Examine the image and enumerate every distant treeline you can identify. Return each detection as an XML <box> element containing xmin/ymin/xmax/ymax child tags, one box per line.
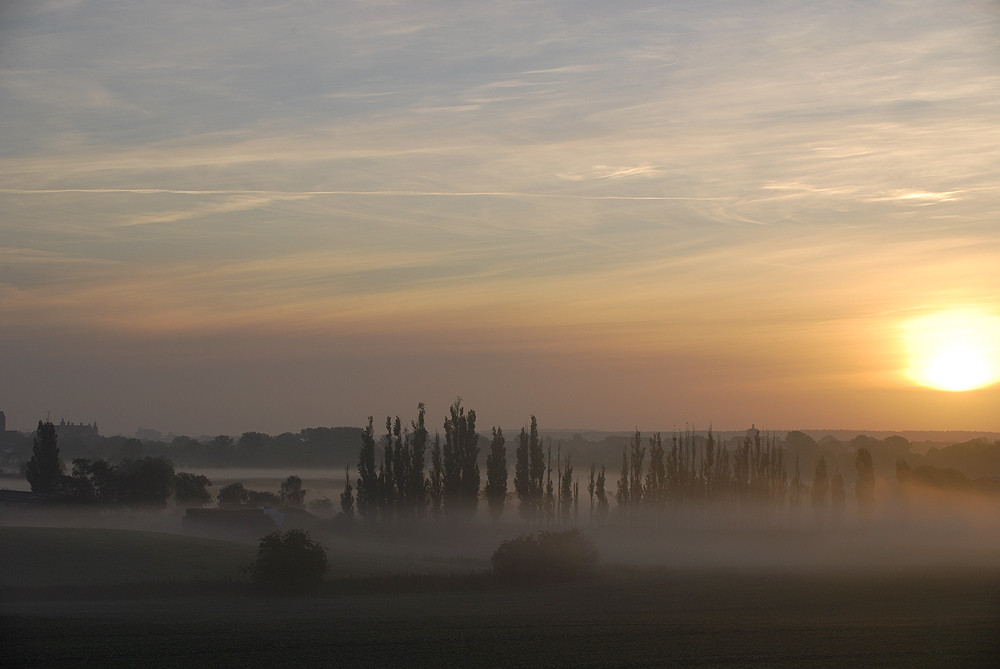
<box><xmin>1</xmin><ymin>426</ymin><xmax>363</xmax><ymax>470</ymax></box>
<box><xmin>13</xmin><ymin>406</ymin><xmax>1000</xmax><ymax>522</ymax></box>
<box><xmin>7</xmin><ymin>406</ymin><xmax>1000</xmax><ymax>517</ymax></box>
<box><xmin>3</xmin><ymin>421</ymin><xmax>998</xmax><ymax>483</ymax></box>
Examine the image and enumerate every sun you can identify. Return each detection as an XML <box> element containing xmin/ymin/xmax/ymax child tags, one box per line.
<box><xmin>903</xmin><ymin>310</ymin><xmax>1000</xmax><ymax>391</ymax></box>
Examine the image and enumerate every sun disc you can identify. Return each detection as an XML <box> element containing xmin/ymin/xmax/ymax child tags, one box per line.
<box><xmin>903</xmin><ymin>310</ymin><xmax>1000</xmax><ymax>391</ymax></box>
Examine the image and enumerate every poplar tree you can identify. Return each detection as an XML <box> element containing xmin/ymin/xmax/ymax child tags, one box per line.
<box><xmin>514</xmin><ymin>425</ymin><xmax>532</xmax><ymax>519</ymax></box>
<box><xmin>701</xmin><ymin>429</ymin><xmax>717</xmax><ymax>502</ymax></box>
<box><xmin>340</xmin><ymin>465</ymin><xmax>354</xmax><ymax>517</ymax></box>
<box><xmin>442</xmin><ymin>399</ymin><xmax>480</xmax><ymax>517</ymax></box>
<box><xmin>356</xmin><ymin>417</ymin><xmax>378</xmax><ymax>521</ymax></box>
<box><xmin>615</xmin><ymin>445</ymin><xmax>629</xmax><ymax>517</ymax></box>
<box><xmin>559</xmin><ymin>453</ymin><xmax>573</xmax><ymax>525</ymax></box>
<box><xmin>514</xmin><ymin>415</ymin><xmax>547</xmax><ymax>521</ymax></box>
<box><xmin>628</xmin><ymin>430</ymin><xmax>645</xmax><ymax>508</ymax></box>
<box><xmin>26</xmin><ymin>421</ymin><xmax>63</xmax><ymax>494</ymax></box>
<box><xmin>485</xmin><ymin>426</ymin><xmax>507</xmax><ymax>521</ymax></box>
<box><xmin>644</xmin><ymin>432</ymin><xmax>665</xmax><ymax>510</ymax></box>
<box><xmin>407</xmin><ymin>403</ymin><xmax>429</xmax><ymax>518</ymax></box>
<box><xmin>528</xmin><ymin>416</ymin><xmax>545</xmax><ymax>509</ymax></box>
<box><xmin>429</xmin><ymin>432</ymin><xmax>443</xmax><ymax>519</ymax></box>
<box><xmin>595</xmin><ymin>466</ymin><xmax>609</xmax><ymax>522</ymax></box>
<box><xmin>380</xmin><ymin>416</ymin><xmax>402</xmax><ymax>519</ymax></box>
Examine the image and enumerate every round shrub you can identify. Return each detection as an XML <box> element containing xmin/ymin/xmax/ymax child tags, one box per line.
<box><xmin>491</xmin><ymin>528</ymin><xmax>599</xmax><ymax>584</ymax></box>
<box><xmin>249</xmin><ymin>529</ymin><xmax>329</xmax><ymax>592</ymax></box>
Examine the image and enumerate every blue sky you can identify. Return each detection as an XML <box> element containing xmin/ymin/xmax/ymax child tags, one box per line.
<box><xmin>1</xmin><ymin>1</ymin><xmax>999</xmax><ymax>436</ymax></box>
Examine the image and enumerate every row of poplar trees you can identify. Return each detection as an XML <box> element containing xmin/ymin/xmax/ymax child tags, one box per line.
<box><xmin>352</xmin><ymin>400</ymin><xmax>481</xmax><ymax>522</ymax></box>
<box><xmin>344</xmin><ymin>402</ymin><xmax>876</xmax><ymax>524</ymax></box>
<box><xmin>612</xmin><ymin>429</ymin><xmax>876</xmax><ymax>523</ymax></box>
<box><xmin>346</xmin><ymin>402</ymin><xmax>605</xmax><ymax>523</ymax></box>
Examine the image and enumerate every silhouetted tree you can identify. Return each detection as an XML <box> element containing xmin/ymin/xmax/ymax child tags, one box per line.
<box><xmin>174</xmin><ymin>472</ymin><xmax>212</xmax><ymax>506</ymax></box>
<box><xmin>429</xmin><ymin>432</ymin><xmax>443</xmax><ymax>519</ymax></box>
<box><xmin>248</xmin><ymin>529</ymin><xmax>328</xmax><ymax>593</ymax></box>
<box><xmin>701</xmin><ymin>429</ymin><xmax>717</xmax><ymax>501</ymax></box>
<box><xmin>485</xmin><ymin>426</ymin><xmax>507</xmax><ymax>521</ymax></box>
<box><xmin>514</xmin><ymin>415</ymin><xmax>546</xmax><ymax>521</ymax></box>
<box><xmin>217</xmin><ymin>481</ymin><xmax>248</xmax><ymax>507</ymax></box>
<box><xmin>442</xmin><ymin>399</ymin><xmax>480</xmax><ymax>517</ymax></box>
<box><xmin>644</xmin><ymin>432</ymin><xmax>665</xmax><ymax>511</ymax></box>
<box><xmin>544</xmin><ymin>442</ymin><xmax>555</xmax><ymax>522</ymax></box>
<box><xmin>514</xmin><ymin>424</ymin><xmax>532</xmax><ymax>520</ymax></box>
<box><xmin>116</xmin><ymin>457</ymin><xmax>175</xmax><ymax>507</ymax></box>
<box><xmin>615</xmin><ymin>446</ymin><xmax>629</xmax><ymax>516</ymax></box>
<box><xmin>340</xmin><ymin>465</ymin><xmax>354</xmax><ymax>517</ymax></box>
<box><xmin>379</xmin><ymin>416</ymin><xmax>401</xmax><ymax>519</ymax></box>
<box><xmin>67</xmin><ymin>457</ymin><xmax>116</xmax><ymax>502</ymax></box>
<box><xmin>61</xmin><ymin>456</ymin><xmax>173</xmax><ymax>506</ymax></box>
<box><xmin>528</xmin><ymin>416</ymin><xmax>545</xmax><ymax>512</ymax></box>
<box><xmin>628</xmin><ymin>430</ymin><xmax>645</xmax><ymax>508</ymax></box>
<box><xmin>356</xmin><ymin>417</ymin><xmax>378</xmax><ymax>521</ymax></box>
<box><xmin>26</xmin><ymin>421</ymin><xmax>63</xmax><ymax>494</ymax></box>
<box><xmin>407</xmin><ymin>403</ymin><xmax>429</xmax><ymax>518</ymax></box>
<box><xmin>237</xmin><ymin>431</ymin><xmax>271</xmax><ymax>466</ymax></box>
<box><xmin>245</xmin><ymin>489</ymin><xmax>281</xmax><ymax>507</ymax></box>
<box><xmin>595</xmin><ymin>466</ymin><xmax>609</xmax><ymax>522</ymax></box>
<box><xmin>280</xmin><ymin>475</ymin><xmax>306</xmax><ymax>508</ymax></box>
<box><xmin>559</xmin><ymin>453</ymin><xmax>573</xmax><ymax>525</ymax></box>
<box><xmin>390</xmin><ymin>416</ymin><xmax>409</xmax><ymax>513</ymax></box>
<box><xmin>208</xmin><ymin>435</ymin><xmax>236</xmax><ymax>466</ymax></box>
<box><xmin>491</xmin><ymin>529</ymin><xmax>599</xmax><ymax>584</ymax></box>
<box><xmin>118</xmin><ymin>438</ymin><xmax>144</xmax><ymax>461</ymax></box>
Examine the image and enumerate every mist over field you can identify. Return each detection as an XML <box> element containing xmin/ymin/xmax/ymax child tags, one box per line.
<box><xmin>5</xmin><ymin>421</ymin><xmax>1000</xmax><ymax>667</ymax></box>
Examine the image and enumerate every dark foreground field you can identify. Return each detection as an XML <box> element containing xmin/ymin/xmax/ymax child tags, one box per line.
<box><xmin>5</xmin><ymin>566</ymin><xmax>1000</xmax><ymax>667</ymax></box>
<box><xmin>3</xmin><ymin>524</ymin><xmax>1000</xmax><ymax>667</ymax></box>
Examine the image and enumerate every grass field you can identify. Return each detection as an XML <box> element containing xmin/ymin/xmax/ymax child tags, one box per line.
<box><xmin>3</xmin><ymin>525</ymin><xmax>1000</xmax><ymax>667</ymax></box>
<box><xmin>0</xmin><ymin>526</ymin><xmax>256</xmax><ymax>588</ymax></box>
<box><xmin>4</xmin><ymin>567</ymin><xmax>1000</xmax><ymax>667</ymax></box>
<box><xmin>0</xmin><ymin>524</ymin><xmax>488</xmax><ymax>589</ymax></box>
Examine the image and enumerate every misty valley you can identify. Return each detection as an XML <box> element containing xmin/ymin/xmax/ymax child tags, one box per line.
<box><xmin>3</xmin><ymin>404</ymin><xmax>1000</xmax><ymax>667</ymax></box>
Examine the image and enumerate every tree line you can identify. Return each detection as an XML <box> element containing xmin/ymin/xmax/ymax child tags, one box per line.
<box><xmin>341</xmin><ymin>402</ymin><xmax>608</xmax><ymax>525</ymax></box>
<box><xmin>26</xmin><ymin>409</ymin><xmax>990</xmax><ymax>522</ymax></box>
<box><xmin>339</xmin><ymin>403</ymin><xmax>879</xmax><ymax>526</ymax></box>
<box><xmin>24</xmin><ymin>421</ymin><xmax>211</xmax><ymax>507</ymax></box>
<box><xmin>4</xmin><ymin>425</ymin><xmax>362</xmax><ymax>469</ymax></box>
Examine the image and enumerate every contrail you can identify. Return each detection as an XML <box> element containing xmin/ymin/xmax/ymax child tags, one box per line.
<box><xmin>0</xmin><ymin>188</ymin><xmax>726</xmax><ymax>201</ymax></box>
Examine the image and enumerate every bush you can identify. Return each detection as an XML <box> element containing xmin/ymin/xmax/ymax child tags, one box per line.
<box><xmin>491</xmin><ymin>528</ymin><xmax>599</xmax><ymax>584</ymax></box>
<box><xmin>248</xmin><ymin>529</ymin><xmax>328</xmax><ymax>592</ymax></box>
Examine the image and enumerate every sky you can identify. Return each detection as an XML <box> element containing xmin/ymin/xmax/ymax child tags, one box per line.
<box><xmin>1</xmin><ymin>0</ymin><xmax>999</xmax><ymax>438</ymax></box>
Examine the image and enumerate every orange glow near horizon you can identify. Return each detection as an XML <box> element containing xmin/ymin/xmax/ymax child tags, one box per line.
<box><xmin>903</xmin><ymin>310</ymin><xmax>1000</xmax><ymax>392</ymax></box>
